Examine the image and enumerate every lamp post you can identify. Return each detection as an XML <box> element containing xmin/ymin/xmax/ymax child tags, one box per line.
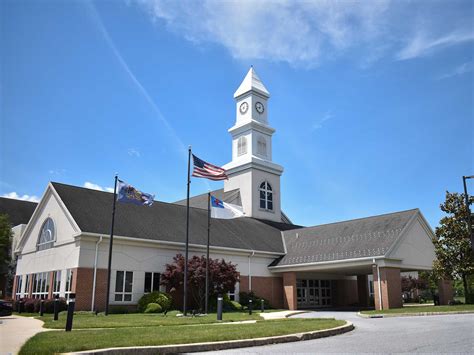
<box><xmin>462</xmin><ymin>175</ymin><xmax>474</xmax><ymax>253</ymax></box>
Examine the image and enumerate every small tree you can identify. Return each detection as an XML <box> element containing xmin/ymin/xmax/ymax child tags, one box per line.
<box><xmin>433</xmin><ymin>191</ymin><xmax>474</xmax><ymax>303</ymax></box>
<box><xmin>161</xmin><ymin>253</ymin><xmax>239</xmax><ymax>310</ymax></box>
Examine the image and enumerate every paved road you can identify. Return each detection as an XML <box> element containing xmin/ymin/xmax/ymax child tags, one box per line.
<box><xmin>198</xmin><ymin>311</ymin><xmax>474</xmax><ymax>354</ymax></box>
<box><xmin>0</xmin><ymin>315</ymin><xmax>46</xmax><ymax>355</ymax></box>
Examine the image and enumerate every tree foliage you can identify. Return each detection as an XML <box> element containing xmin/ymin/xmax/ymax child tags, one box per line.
<box><xmin>0</xmin><ymin>214</ymin><xmax>12</xmax><ymax>273</ymax></box>
<box><xmin>433</xmin><ymin>191</ymin><xmax>474</xmax><ymax>302</ymax></box>
<box><xmin>160</xmin><ymin>253</ymin><xmax>239</xmax><ymax>310</ymax></box>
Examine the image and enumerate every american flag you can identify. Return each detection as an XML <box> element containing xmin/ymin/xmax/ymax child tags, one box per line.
<box><xmin>192</xmin><ymin>154</ymin><xmax>228</xmax><ymax>181</ymax></box>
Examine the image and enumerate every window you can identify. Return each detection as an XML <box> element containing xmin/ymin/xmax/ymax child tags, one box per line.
<box><xmin>65</xmin><ymin>269</ymin><xmax>74</xmax><ymax>299</ymax></box>
<box><xmin>144</xmin><ymin>272</ymin><xmax>160</xmax><ymax>293</ymax></box>
<box><xmin>32</xmin><ymin>272</ymin><xmax>49</xmax><ymax>299</ymax></box>
<box><xmin>237</xmin><ymin>136</ymin><xmax>247</xmax><ymax>156</ymax></box>
<box><xmin>25</xmin><ymin>274</ymin><xmax>30</xmax><ymax>297</ymax></box>
<box><xmin>52</xmin><ymin>270</ymin><xmax>61</xmax><ymax>296</ymax></box>
<box><xmin>37</xmin><ymin>218</ymin><xmax>55</xmax><ymax>251</ymax></box>
<box><xmin>259</xmin><ymin>181</ymin><xmax>273</xmax><ymax>211</ymax></box>
<box><xmin>15</xmin><ymin>275</ymin><xmax>23</xmax><ymax>300</ymax></box>
<box><xmin>227</xmin><ymin>282</ymin><xmax>239</xmax><ymax>302</ymax></box>
<box><xmin>257</xmin><ymin>136</ymin><xmax>267</xmax><ymax>156</ymax></box>
<box><xmin>115</xmin><ymin>271</ymin><xmax>133</xmax><ymax>302</ymax></box>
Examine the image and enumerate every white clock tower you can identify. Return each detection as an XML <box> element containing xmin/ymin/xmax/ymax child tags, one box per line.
<box><xmin>223</xmin><ymin>67</ymin><xmax>284</xmax><ymax>222</ymax></box>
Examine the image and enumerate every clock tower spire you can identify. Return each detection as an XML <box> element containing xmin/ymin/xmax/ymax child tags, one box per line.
<box><xmin>223</xmin><ymin>67</ymin><xmax>284</xmax><ymax>222</ymax></box>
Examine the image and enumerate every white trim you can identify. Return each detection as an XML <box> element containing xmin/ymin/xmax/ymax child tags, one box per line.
<box><xmin>91</xmin><ymin>236</ymin><xmax>103</xmax><ymax>311</ymax></box>
<box><xmin>269</xmin><ymin>256</ymin><xmax>387</xmax><ymax>270</ymax></box>
<box><xmin>384</xmin><ymin>210</ymin><xmax>419</xmax><ymax>258</ymax></box>
<box><xmin>76</xmin><ymin>232</ymin><xmax>285</xmax><ymax>257</ymax></box>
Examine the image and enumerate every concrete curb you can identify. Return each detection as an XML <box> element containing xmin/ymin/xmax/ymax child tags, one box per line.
<box><xmin>66</xmin><ymin>321</ymin><xmax>354</xmax><ymax>354</ymax></box>
<box><xmin>357</xmin><ymin>310</ymin><xmax>474</xmax><ymax>319</ymax></box>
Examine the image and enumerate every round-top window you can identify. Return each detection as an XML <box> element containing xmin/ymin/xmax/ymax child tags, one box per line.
<box><xmin>37</xmin><ymin>218</ymin><xmax>55</xmax><ymax>251</ymax></box>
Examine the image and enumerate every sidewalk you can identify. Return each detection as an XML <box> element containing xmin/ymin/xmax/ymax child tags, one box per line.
<box><xmin>0</xmin><ymin>315</ymin><xmax>47</xmax><ymax>355</ymax></box>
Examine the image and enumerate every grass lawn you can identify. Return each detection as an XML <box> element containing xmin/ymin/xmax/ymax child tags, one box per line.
<box><xmin>20</xmin><ymin>318</ymin><xmax>345</xmax><ymax>355</ymax></box>
<box><xmin>361</xmin><ymin>304</ymin><xmax>474</xmax><ymax>315</ymax></box>
<box><xmin>17</xmin><ymin>311</ymin><xmax>265</xmax><ymax>329</ymax></box>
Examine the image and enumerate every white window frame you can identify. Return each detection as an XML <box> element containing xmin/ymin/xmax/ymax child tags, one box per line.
<box><xmin>31</xmin><ymin>272</ymin><xmax>49</xmax><ymax>299</ymax></box>
<box><xmin>15</xmin><ymin>275</ymin><xmax>23</xmax><ymax>300</ymax></box>
<box><xmin>65</xmin><ymin>269</ymin><xmax>74</xmax><ymax>300</ymax></box>
<box><xmin>237</xmin><ymin>136</ymin><xmax>247</xmax><ymax>156</ymax></box>
<box><xmin>257</xmin><ymin>136</ymin><xmax>267</xmax><ymax>156</ymax></box>
<box><xmin>52</xmin><ymin>270</ymin><xmax>61</xmax><ymax>297</ymax></box>
<box><xmin>259</xmin><ymin>181</ymin><xmax>273</xmax><ymax>211</ymax></box>
<box><xmin>37</xmin><ymin>217</ymin><xmax>55</xmax><ymax>251</ymax></box>
<box><xmin>144</xmin><ymin>272</ymin><xmax>161</xmax><ymax>294</ymax></box>
<box><xmin>115</xmin><ymin>271</ymin><xmax>133</xmax><ymax>302</ymax></box>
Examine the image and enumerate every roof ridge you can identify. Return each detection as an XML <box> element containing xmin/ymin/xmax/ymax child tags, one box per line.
<box><xmin>286</xmin><ymin>208</ymin><xmax>420</xmax><ymax>232</ymax></box>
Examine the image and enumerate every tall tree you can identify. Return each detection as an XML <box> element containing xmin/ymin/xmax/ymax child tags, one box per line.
<box><xmin>161</xmin><ymin>254</ymin><xmax>239</xmax><ymax>310</ymax></box>
<box><xmin>0</xmin><ymin>214</ymin><xmax>13</xmax><ymax>297</ymax></box>
<box><xmin>433</xmin><ymin>191</ymin><xmax>474</xmax><ymax>302</ymax></box>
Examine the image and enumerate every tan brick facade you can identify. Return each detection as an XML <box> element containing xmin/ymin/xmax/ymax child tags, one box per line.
<box><xmin>332</xmin><ymin>279</ymin><xmax>358</xmax><ymax>307</ymax></box>
<box><xmin>239</xmin><ymin>275</ymin><xmax>283</xmax><ymax>309</ymax></box>
<box><xmin>282</xmin><ymin>272</ymin><xmax>297</xmax><ymax>310</ymax></box>
<box><xmin>373</xmin><ymin>266</ymin><xmax>402</xmax><ymax>310</ymax></box>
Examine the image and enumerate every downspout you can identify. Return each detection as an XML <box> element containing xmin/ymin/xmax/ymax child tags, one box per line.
<box><xmin>248</xmin><ymin>250</ymin><xmax>255</xmax><ymax>292</ymax></box>
<box><xmin>373</xmin><ymin>258</ymin><xmax>383</xmax><ymax>310</ymax></box>
<box><xmin>91</xmin><ymin>236</ymin><xmax>103</xmax><ymax>311</ymax></box>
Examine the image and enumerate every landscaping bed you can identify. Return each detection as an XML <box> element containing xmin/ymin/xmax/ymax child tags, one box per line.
<box><xmin>20</xmin><ymin>318</ymin><xmax>345</xmax><ymax>354</ymax></box>
<box><xmin>361</xmin><ymin>304</ymin><xmax>474</xmax><ymax>316</ymax></box>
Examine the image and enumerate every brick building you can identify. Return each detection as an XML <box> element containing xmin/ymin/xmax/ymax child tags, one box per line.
<box><xmin>10</xmin><ymin>68</ymin><xmax>452</xmax><ymax>311</ymax></box>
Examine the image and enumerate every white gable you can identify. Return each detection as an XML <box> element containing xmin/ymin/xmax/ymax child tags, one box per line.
<box><xmin>387</xmin><ymin>214</ymin><xmax>436</xmax><ymax>270</ymax></box>
<box><xmin>15</xmin><ymin>184</ymin><xmax>81</xmax><ymax>274</ymax></box>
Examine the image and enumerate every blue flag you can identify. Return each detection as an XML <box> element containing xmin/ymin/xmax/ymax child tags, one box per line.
<box><xmin>117</xmin><ymin>180</ymin><xmax>154</xmax><ymax>206</ymax></box>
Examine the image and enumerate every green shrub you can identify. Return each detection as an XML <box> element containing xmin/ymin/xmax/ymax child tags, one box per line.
<box><xmin>137</xmin><ymin>292</ymin><xmax>173</xmax><ymax>313</ymax></box>
<box><xmin>229</xmin><ymin>300</ymin><xmax>242</xmax><ymax>310</ymax></box>
<box><xmin>108</xmin><ymin>306</ymin><xmax>130</xmax><ymax>314</ymax></box>
<box><xmin>144</xmin><ymin>303</ymin><xmax>162</xmax><ymax>313</ymax></box>
<box><xmin>239</xmin><ymin>291</ymin><xmax>271</xmax><ymax>309</ymax></box>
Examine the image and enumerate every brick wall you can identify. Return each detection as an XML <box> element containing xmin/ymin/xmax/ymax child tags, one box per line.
<box><xmin>373</xmin><ymin>266</ymin><xmax>402</xmax><ymax>310</ymax></box>
<box><xmin>438</xmin><ymin>279</ymin><xmax>454</xmax><ymax>305</ymax></box>
<box><xmin>282</xmin><ymin>272</ymin><xmax>297</xmax><ymax>310</ymax></box>
<box><xmin>332</xmin><ymin>279</ymin><xmax>358</xmax><ymax>307</ymax></box>
<box><xmin>74</xmin><ymin>267</ymin><xmax>108</xmax><ymax>311</ymax></box>
<box><xmin>239</xmin><ymin>275</ymin><xmax>283</xmax><ymax>309</ymax></box>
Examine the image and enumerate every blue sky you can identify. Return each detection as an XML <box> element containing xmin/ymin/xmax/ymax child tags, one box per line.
<box><xmin>1</xmin><ymin>0</ymin><xmax>472</xmax><ymax>229</ymax></box>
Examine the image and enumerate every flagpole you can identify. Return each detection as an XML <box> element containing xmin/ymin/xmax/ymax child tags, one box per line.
<box><xmin>205</xmin><ymin>191</ymin><xmax>210</xmax><ymax>314</ymax></box>
<box><xmin>105</xmin><ymin>174</ymin><xmax>118</xmax><ymax>316</ymax></box>
<box><xmin>184</xmin><ymin>146</ymin><xmax>191</xmax><ymax>316</ymax></box>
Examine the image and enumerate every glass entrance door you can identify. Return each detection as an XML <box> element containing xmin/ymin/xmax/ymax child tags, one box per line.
<box><xmin>296</xmin><ymin>279</ymin><xmax>332</xmax><ymax>309</ymax></box>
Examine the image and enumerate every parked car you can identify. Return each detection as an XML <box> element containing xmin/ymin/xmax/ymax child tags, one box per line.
<box><xmin>0</xmin><ymin>300</ymin><xmax>13</xmax><ymax>316</ymax></box>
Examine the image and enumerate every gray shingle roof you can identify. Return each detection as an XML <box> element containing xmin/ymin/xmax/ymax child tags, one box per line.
<box><xmin>0</xmin><ymin>197</ymin><xmax>37</xmax><ymax>226</ymax></box>
<box><xmin>174</xmin><ymin>188</ymin><xmax>241</xmax><ymax>210</ymax></box>
<box><xmin>52</xmin><ymin>182</ymin><xmax>285</xmax><ymax>254</ymax></box>
<box><xmin>272</xmin><ymin>209</ymin><xmax>419</xmax><ymax>267</ymax></box>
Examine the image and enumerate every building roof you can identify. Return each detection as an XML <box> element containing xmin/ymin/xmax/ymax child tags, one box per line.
<box><xmin>0</xmin><ymin>197</ymin><xmax>37</xmax><ymax>226</ymax></box>
<box><xmin>271</xmin><ymin>209</ymin><xmax>420</xmax><ymax>267</ymax></box>
<box><xmin>174</xmin><ymin>188</ymin><xmax>241</xmax><ymax>210</ymax></box>
<box><xmin>234</xmin><ymin>67</ymin><xmax>270</xmax><ymax>99</ymax></box>
<box><xmin>52</xmin><ymin>182</ymin><xmax>286</xmax><ymax>254</ymax></box>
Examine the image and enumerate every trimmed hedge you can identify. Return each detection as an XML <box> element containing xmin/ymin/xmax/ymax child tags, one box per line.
<box><xmin>14</xmin><ymin>298</ymin><xmax>67</xmax><ymax>314</ymax></box>
<box><xmin>144</xmin><ymin>303</ymin><xmax>162</xmax><ymax>313</ymax></box>
<box><xmin>239</xmin><ymin>291</ymin><xmax>271</xmax><ymax>309</ymax></box>
<box><xmin>137</xmin><ymin>292</ymin><xmax>172</xmax><ymax>313</ymax></box>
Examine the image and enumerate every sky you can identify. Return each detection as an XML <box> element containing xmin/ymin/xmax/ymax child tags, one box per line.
<box><xmin>0</xmin><ymin>0</ymin><xmax>473</xmax><ymax>229</ymax></box>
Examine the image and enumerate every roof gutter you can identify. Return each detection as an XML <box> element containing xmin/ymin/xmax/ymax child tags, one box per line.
<box><xmin>268</xmin><ymin>255</ymin><xmax>389</xmax><ymax>270</ymax></box>
<box><xmin>76</xmin><ymin>232</ymin><xmax>285</xmax><ymax>257</ymax></box>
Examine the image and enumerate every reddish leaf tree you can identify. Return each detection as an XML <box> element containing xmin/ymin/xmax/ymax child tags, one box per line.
<box><xmin>161</xmin><ymin>254</ymin><xmax>239</xmax><ymax>310</ymax></box>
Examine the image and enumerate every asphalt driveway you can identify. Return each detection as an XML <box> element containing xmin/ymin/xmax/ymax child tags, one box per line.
<box><xmin>197</xmin><ymin>310</ymin><xmax>474</xmax><ymax>354</ymax></box>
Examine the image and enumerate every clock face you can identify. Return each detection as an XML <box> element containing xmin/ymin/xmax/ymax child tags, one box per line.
<box><xmin>255</xmin><ymin>101</ymin><xmax>264</xmax><ymax>114</ymax></box>
<box><xmin>239</xmin><ymin>102</ymin><xmax>249</xmax><ymax>114</ymax></box>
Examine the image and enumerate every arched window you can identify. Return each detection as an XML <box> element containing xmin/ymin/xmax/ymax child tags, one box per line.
<box><xmin>259</xmin><ymin>181</ymin><xmax>273</xmax><ymax>211</ymax></box>
<box><xmin>237</xmin><ymin>136</ymin><xmax>247</xmax><ymax>156</ymax></box>
<box><xmin>37</xmin><ymin>218</ymin><xmax>55</xmax><ymax>251</ymax></box>
<box><xmin>257</xmin><ymin>136</ymin><xmax>267</xmax><ymax>156</ymax></box>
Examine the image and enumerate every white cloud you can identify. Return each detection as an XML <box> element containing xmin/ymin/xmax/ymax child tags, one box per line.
<box><xmin>397</xmin><ymin>30</ymin><xmax>474</xmax><ymax>61</ymax></box>
<box><xmin>134</xmin><ymin>1</ymin><xmax>473</xmax><ymax>67</ymax></box>
<box><xmin>83</xmin><ymin>182</ymin><xmax>114</xmax><ymax>193</ymax></box>
<box><xmin>2</xmin><ymin>192</ymin><xmax>40</xmax><ymax>202</ymax></box>
<box><xmin>128</xmin><ymin>148</ymin><xmax>141</xmax><ymax>157</ymax></box>
<box><xmin>312</xmin><ymin>110</ymin><xmax>334</xmax><ymax>131</ymax></box>
<box><xmin>436</xmin><ymin>61</ymin><xmax>474</xmax><ymax>80</ymax></box>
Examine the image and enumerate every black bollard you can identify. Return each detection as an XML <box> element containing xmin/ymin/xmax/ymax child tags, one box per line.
<box><xmin>248</xmin><ymin>299</ymin><xmax>253</xmax><ymax>315</ymax></box>
<box><xmin>261</xmin><ymin>299</ymin><xmax>264</xmax><ymax>312</ymax></box>
<box><xmin>65</xmin><ymin>293</ymin><xmax>76</xmax><ymax>332</ymax></box>
<box><xmin>53</xmin><ymin>295</ymin><xmax>59</xmax><ymax>321</ymax></box>
<box><xmin>39</xmin><ymin>299</ymin><xmax>44</xmax><ymax>316</ymax></box>
<box><xmin>217</xmin><ymin>294</ymin><xmax>223</xmax><ymax>321</ymax></box>
<box><xmin>18</xmin><ymin>299</ymin><xmax>23</xmax><ymax>314</ymax></box>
